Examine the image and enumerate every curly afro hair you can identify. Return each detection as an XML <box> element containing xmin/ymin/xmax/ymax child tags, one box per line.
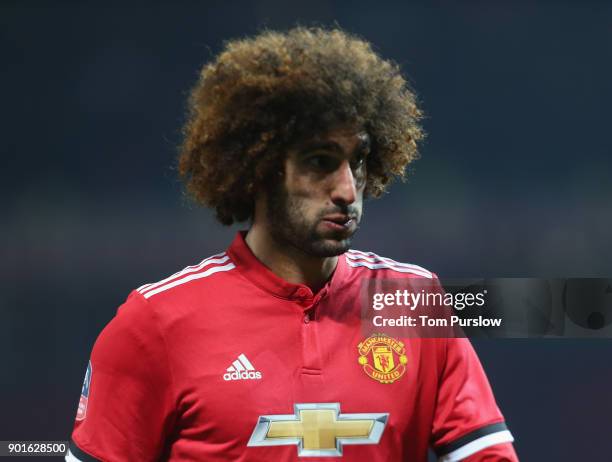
<box><xmin>178</xmin><ymin>26</ymin><xmax>424</xmax><ymax>225</ymax></box>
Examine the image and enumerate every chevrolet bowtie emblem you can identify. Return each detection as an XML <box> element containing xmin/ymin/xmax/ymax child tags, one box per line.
<box><xmin>247</xmin><ymin>403</ymin><xmax>389</xmax><ymax>457</ymax></box>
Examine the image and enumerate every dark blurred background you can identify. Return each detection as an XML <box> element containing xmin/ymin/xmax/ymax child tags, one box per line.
<box><xmin>1</xmin><ymin>1</ymin><xmax>611</xmax><ymax>460</ymax></box>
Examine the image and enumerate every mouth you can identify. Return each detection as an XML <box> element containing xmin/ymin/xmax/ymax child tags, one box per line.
<box><xmin>320</xmin><ymin>214</ymin><xmax>356</xmax><ymax>231</ymax></box>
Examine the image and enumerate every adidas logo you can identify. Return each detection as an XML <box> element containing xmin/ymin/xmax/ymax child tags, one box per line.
<box><xmin>223</xmin><ymin>353</ymin><xmax>263</xmax><ymax>381</ymax></box>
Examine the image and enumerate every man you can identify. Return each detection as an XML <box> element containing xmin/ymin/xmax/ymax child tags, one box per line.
<box><xmin>67</xmin><ymin>27</ymin><xmax>518</xmax><ymax>461</ymax></box>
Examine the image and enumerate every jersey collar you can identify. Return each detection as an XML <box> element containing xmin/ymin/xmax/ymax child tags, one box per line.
<box><xmin>227</xmin><ymin>231</ymin><xmax>348</xmax><ymax>301</ymax></box>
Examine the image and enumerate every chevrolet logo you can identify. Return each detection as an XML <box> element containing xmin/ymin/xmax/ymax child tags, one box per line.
<box><xmin>247</xmin><ymin>403</ymin><xmax>389</xmax><ymax>457</ymax></box>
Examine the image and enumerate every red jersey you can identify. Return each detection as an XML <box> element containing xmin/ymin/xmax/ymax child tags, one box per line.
<box><xmin>68</xmin><ymin>232</ymin><xmax>517</xmax><ymax>461</ymax></box>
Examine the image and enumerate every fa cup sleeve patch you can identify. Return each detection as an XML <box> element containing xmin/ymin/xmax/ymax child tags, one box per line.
<box><xmin>75</xmin><ymin>361</ymin><xmax>92</xmax><ymax>421</ymax></box>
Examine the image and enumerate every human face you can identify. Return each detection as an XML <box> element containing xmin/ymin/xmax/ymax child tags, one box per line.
<box><xmin>266</xmin><ymin>127</ymin><xmax>370</xmax><ymax>257</ymax></box>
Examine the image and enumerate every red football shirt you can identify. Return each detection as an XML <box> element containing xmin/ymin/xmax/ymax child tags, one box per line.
<box><xmin>68</xmin><ymin>232</ymin><xmax>517</xmax><ymax>461</ymax></box>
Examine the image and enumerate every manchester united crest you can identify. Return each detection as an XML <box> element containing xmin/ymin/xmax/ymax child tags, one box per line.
<box><xmin>358</xmin><ymin>334</ymin><xmax>407</xmax><ymax>384</ymax></box>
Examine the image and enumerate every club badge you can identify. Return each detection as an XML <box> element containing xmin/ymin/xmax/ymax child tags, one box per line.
<box><xmin>358</xmin><ymin>334</ymin><xmax>407</xmax><ymax>384</ymax></box>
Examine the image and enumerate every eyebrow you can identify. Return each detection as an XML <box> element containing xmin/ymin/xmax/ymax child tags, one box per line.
<box><xmin>298</xmin><ymin>137</ymin><xmax>371</xmax><ymax>157</ymax></box>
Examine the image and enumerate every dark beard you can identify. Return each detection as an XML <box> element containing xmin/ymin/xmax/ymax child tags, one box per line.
<box><xmin>265</xmin><ymin>181</ymin><xmax>359</xmax><ymax>258</ymax></box>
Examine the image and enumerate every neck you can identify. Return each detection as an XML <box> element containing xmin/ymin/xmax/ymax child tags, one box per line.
<box><xmin>245</xmin><ymin>223</ymin><xmax>338</xmax><ymax>293</ymax></box>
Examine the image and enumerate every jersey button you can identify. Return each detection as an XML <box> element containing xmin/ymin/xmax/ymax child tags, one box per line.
<box><xmin>296</xmin><ymin>287</ymin><xmax>310</xmax><ymax>298</ymax></box>
<box><xmin>303</xmin><ymin>313</ymin><xmax>310</xmax><ymax>324</ymax></box>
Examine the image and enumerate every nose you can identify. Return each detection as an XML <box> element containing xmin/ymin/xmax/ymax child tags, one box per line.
<box><xmin>330</xmin><ymin>160</ymin><xmax>357</xmax><ymax>206</ymax></box>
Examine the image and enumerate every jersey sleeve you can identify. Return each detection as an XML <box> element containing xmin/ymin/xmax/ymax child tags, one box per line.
<box><xmin>431</xmin><ymin>337</ymin><xmax>518</xmax><ymax>461</ymax></box>
<box><xmin>67</xmin><ymin>291</ymin><xmax>177</xmax><ymax>462</ymax></box>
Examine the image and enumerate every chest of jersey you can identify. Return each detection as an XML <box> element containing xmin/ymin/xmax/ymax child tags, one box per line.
<box><xmin>159</xmin><ymin>282</ymin><xmax>440</xmax><ymax>461</ymax></box>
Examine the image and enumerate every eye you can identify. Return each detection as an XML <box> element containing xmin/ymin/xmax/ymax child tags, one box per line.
<box><xmin>305</xmin><ymin>154</ymin><xmax>340</xmax><ymax>172</ymax></box>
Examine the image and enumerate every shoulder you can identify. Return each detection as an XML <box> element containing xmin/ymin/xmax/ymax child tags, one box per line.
<box><xmin>133</xmin><ymin>251</ymin><xmax>237</xmax><ymax>302</ymax></box>
<box><xmin>343</xmin><ymin>248</ymin><xmax>435</xmax><ymax>279</ymax></box>
<box><xmin>93</xmin><ymin>251</ymin><xmax>236</xmax><ymax>351</ymax></box>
